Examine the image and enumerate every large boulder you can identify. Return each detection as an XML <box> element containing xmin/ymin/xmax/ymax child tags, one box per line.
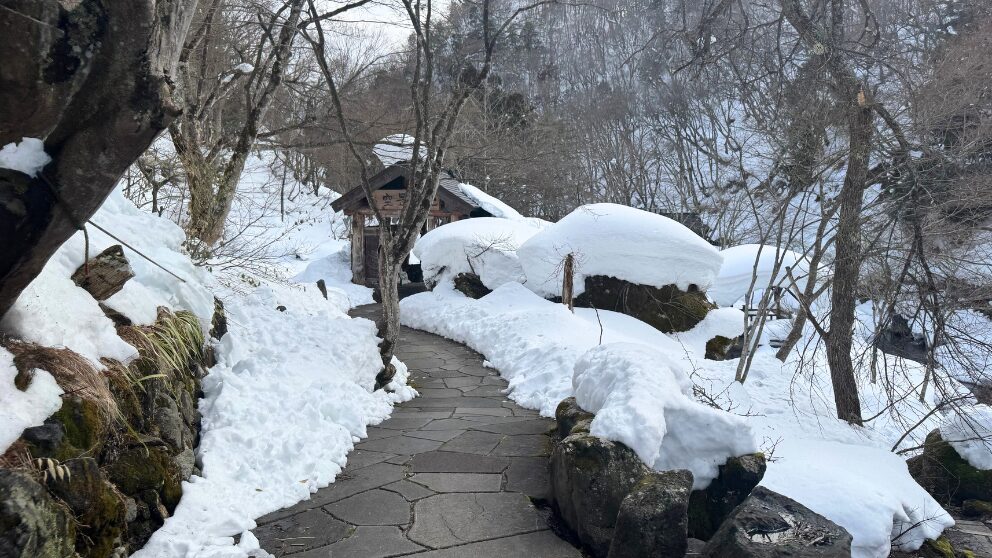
<box><xmin>0</xmin><ymin>469</ymin><xmax>76</xmax><ymax>557</ymax></box>
<box><xmin>550</xmin><ymin>431</ymin><xmax>655</xmax><ymax>557</ymax></box>
<box><xmin>555</xmin><ymin>397</ymin><xmax>594</xmax><ymax>439</ymax></box>
<box><xmin>688</xmin><ymin>453</ymin><xmax>767</xmax><ymax>540</ymax></box>
<box><xmin>608</xmin><ymin>469</ymin><xmax>694</xmax><ymax>558</ymax></box>
<box><xmin>702</xmin><ymin>486</ymin><xmax>852</xmax><ymax>557</ymax></box>
<box><xmin>908</xmin><ymin>429</ymin><xmax>992</xmax><ymax>505</ymax></box>
<box><xmin>574</xmin><ymin>275</ymin><xmax>715</xmax><ymax>333</ymax></box>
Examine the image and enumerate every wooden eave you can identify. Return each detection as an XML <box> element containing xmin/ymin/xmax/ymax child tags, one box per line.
<box><xmin>331</xmin><ymin>163</ymin><xmax>478</xmax><ymax>217</ymax></box>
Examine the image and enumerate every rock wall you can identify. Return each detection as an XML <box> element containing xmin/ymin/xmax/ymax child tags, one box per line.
<box><xmin>1</xmin><ymin>305</ymin><xmax>222</xmax><ymax>557</ymax></box>
<box><xmin>549</xmin><ymin>398</ymin><xmax>851</xmax><ymax>558</ymax></box>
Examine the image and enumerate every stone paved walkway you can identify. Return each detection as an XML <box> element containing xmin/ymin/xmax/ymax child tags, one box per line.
<box><xmin>254</xmin><ymin>304</ymin><xmax>584</xmax><ymax>557</ymax></box>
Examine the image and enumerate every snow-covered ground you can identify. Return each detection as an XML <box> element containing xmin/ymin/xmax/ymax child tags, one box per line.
<box><xmin>0</xmin><ymin>150</ymin><xmax>414</xmax><ymax>557</ymax></box>
<box><xmin>400</xmin><ymin>203</ymin><xmax>967</xmax><ymax>558</ymax></box>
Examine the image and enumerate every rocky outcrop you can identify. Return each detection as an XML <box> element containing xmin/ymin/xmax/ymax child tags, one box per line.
<box><xmin>574</xmin><ymin>275</ymin><xmax>714</xmax><ymax>333</ymax></box>
<box><xmin>550</xmin><ymin>398</ymin><xmax>696</xmax><ymax>558</ymax></box>
<box><xmin>702</xmin><ymin>486</ymin><xmax>852</xmax><ymax>557</ymax></box>
<box><xmin>1</xmin><ymin>303</ymin><xmax>224</xmax><ymax>557</ymax></box>
<box><xmin>908</xmin><ymin>429</ymin><xmax>992</xmax><ymax>505</ymax></box>
<box><xmin>688</xmin><ymin>452</ymin><xmax>767</xmax><ymax>540</ymax></box>
<box><xmin>0</xmin><ymin>469</ymin><xmax>76</xmax><ymax>557</ymax></box>
<box><xmin>452</xmin><ymin>272</ymin><xmax>492</xmax><ymax>299</ymax></box>
<box><xmin>71</xmin><ymin>245</ymin><xmax>135</xmax><ymax>301</ymax></box>
<box><xmin>608</xmin><ymin>470</ymin><xmax>694</xmax><ymax>558</ymax></box>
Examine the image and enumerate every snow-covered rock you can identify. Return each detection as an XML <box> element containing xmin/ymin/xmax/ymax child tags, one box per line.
<box><xmin>709</xmin><ymin>244</ymin><xmax>808</xmax><ymax>308</ymax></box>
<box><xmin>940</xmin><ymin>404</ymin><xmax>992</xmax><ymax>470</ymax></box>
<box><xmin>0</xmin><ymin>347</ymin><xmax>63</xmax><ymax>453</ymax></box>
<box><xmin>573</xmin><ymin>343</ymin><xmax>757</xmax><ymax>488</ymax></box>
<box><xmin>517</xmin><ymin>203</ymin><xmax>723</xmax><ymax>298</ymax></box>
<box><xmin>414</xmin><ymin>217</ymin><xmax>544</xmax><ymax>289</ymax></box>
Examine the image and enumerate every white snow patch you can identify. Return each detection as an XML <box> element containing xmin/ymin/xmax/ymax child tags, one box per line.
<box><xmin>709</xmin><ymin>244</ymin><xmax>808</xmax><ymax>307</ymax></box>
<box><xmin>573</xmin><ymin>343</ymin><xmax>756</xmax><ymax>488</ymax></box>
<box><xmin>0</xmin><ymin>137</ymin><xmax>51</xmax><ymax>176</ymax></box>
<box><xmin>414</xmin><ymin>217</ymin><xmax>544</xmax><ymax>289</ymax></box>
<box><xmin>0</xmin><ymin>348</ymin><xmax>64</xmax><ymax>453</ymax></box>
<box><xmin>940</xmin><ymin>404</ymin><xmax>992</xmax><ymax>470</ymax></box>
<box><xmin>373</xmin><ymin>134</ymin><xmax>425</xmax><ymax>166</ymax></box>
<box><xmin>517</xmin><ymin>203</ymin><xmax>723</xmax><ymax>298</ymax></box>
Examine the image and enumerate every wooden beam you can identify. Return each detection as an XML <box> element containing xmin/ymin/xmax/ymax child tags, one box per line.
<box><xmin>351</xmin><ymin>215</ymin><xmax>365</xmax><ymax>284</ymax></box>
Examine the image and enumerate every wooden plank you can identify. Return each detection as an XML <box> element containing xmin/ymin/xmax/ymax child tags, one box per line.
<box><xmin>351</xmin><ymin>215</ymin><xmax>365</xmax><ymax>284</ymax></box>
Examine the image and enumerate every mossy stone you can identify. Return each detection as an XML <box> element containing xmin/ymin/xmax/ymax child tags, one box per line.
<box><xmin>107</xmin><ymin>445</ymin><xmax>183</xmax><ymax>510</ymax></box>
<box><xmin>0</xmin><ymin>469</ymin><xmax>76</xmax><ymax>557</ymax></box>
<box><xmin>575</xmin><ymin>276</ymin><xmax>715</xmax><ymax>333</ymax></box>
<box><xmin>47</xmin><ymin>395</ymin><xmax>108</xmax><ymax>459</ymax></box>
<box><xmin>962</xmin><ymin>499</ymin><xmax>992</xmax><ymax>518</ymax></box>
<box><xmin>44</xmin><ymin>457</ymin><xmax>125</xmax><ymax>557</ymax></box>
<box><xmin>924</xmin><ymin>536</ymin><xmax>956</xmax><ymax>558</ymax></box>
<box><xmin>912</xmin><ymin>430</ymin><xmax>992</xmax><ymax>504</ymax></box>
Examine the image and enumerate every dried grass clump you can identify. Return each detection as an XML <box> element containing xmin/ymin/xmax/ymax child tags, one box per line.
<box><xmin>121</xmin><ymin>308</ymin><xmax>205</xmax><ymax>379</ymax></box>
<box><xmin>0</xmin><ymin>337</ymin><xmax>118</xmax><ymax>420</ymax></box>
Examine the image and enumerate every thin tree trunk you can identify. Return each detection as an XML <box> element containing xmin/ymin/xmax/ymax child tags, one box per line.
<box><xmin>376</xmin><ymin>235</ymin><xmax>402</xmax><ymax>388</ymax></box>
<box><xmin>825</xmin><ymin>99</ymin><xmax>873</xmax><ymax>426</ymax></box>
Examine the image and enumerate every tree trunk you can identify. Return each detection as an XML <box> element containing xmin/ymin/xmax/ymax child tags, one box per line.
<box><xmin>0</xmin><ymin>0</ymin><xmax>198</xmax><ymax>319</ymax></box>
<box><xmin>825</xmin><ymin>99</ymin><xmax>873</xmax><ymax>426</ymax></box>
<box><xmin>375</xmin><ymin>234</ymin><xmax>401</xmax><ymax>389</ymax></box>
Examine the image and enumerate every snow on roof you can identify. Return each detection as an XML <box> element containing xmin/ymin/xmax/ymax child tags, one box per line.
<box><xmin>413</xmin><ymin>217</ymin><xmax>544</xmax><ymax>289</ymax></box>
<box><xmin>709</xmin><ymin>244</ymin><xmax>809</xmax><ymax>307</ymax></box>
<box><xmin>373</xmin><ymin>134</ymin><xmax>425</xmax><ymax>166</ymax></box>
<box><xmin>517</xmin><ymin>203</ymin><xmax>723</xmax><ymax>298</ymax></box>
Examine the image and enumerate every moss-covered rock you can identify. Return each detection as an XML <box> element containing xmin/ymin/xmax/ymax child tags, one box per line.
<box><xmin>0</xmin><ymin>469</ymin><xmax>76</xmax><ymax>558</ymax></box>
<box><xmin>575</xmin><ymin>275</ymin><xmax>715</xmax><ymax>333</ymax></box>
<box><xmin>962</xmin><ymin>499</ymin><xmax>992</xmax><ymax>518</ymax></box>
<box><xmin>452</xmin><ymin>272</ymin><xmax>492</xmax><ymax>299</ymax></box>
<box><xmin>555</xmin><ymin>397</ymin><xmax>595</xmax><ymax>438</ymax></box>
<box><xmin>909</xmin><ymin>430</ymin><xmax>992</xmax><ymax>505</ymax></box>
<box><xmin>44</xmin><ymin>457</ymin><xmax>125</xmax><ymax>557</ymax></box>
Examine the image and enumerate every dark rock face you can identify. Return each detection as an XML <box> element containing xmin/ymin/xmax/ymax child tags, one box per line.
<box><xmin>71</xmin><ymin>244</ymin><xmax>135</xmax><ymax>301</ymax></box>
<box><xmin>689</xmin><ymin>453</ymin><xmax>768</xmax><ymax>540</ymax></box>
<box><xmin>44</xmin><ymin>457</ymin><xmax>125</xmax><ymax>557</ymax></box>
<box><xmin>574</xmin><ymin>275</ymin><xmax>714</xmax><ymax>333</ymax></box>
<box><xmin>608</xmin><ymin>469</ymin><xmax>694</xmax><ymax>558</ymax></box>
<box><xmin>452</xmin><ymin>272</ymin><xmax>492</xmax><ymax>299</ymax></box>
<box><xmin>702</xmin><ymin>486</ymin><xmax>852</xmax><ymax>557</ymax></box>
<box><xmin>908</xmin><ymin>429</ymin><xmax>992</xmax><ymax>505</ymax></box>
<box><xmin>555</xmin><ymin>397</ymin><xmax>595</xmax><ymax>439</ymax></box>
<box><xmin>550</xmin><ymin>431</ymin><xmax>655</xmax><ymax>557</ymax></box>
<box><xmin>0</xmin><ymin>469</ymin><xmax>76</xmax><ymax>558</ymax></box>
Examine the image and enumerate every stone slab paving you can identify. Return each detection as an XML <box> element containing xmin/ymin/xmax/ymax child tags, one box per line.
<box><xmin>255</xmin><ymin>304</ymin><xmax>584</xmax><ymax>557</ymax></box>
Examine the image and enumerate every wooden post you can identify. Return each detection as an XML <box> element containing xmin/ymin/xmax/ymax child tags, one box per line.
<box><xmin>562</xmin><ymin>253</ymin><xmax>575</xmax><ymax>312</ymax></box>
<box><xmin>351</xmin><ymin>214</ymin><xmax>365</xmax><ymax>285</ymax></box>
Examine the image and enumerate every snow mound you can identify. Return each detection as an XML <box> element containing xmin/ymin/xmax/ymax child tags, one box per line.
<box><xmin>940</xmin><ymin>404</ymin><xmax>992</xmax><ymax>470</ymax></box>
<box><xmin>0</xmin><ymin>137</ymin><xmax>50</xmax><ymax>176</ymax></box>
<box><xmin>373</xmin><ymin>133</ymin><xmax>425</xmax><ymax>166</ymax></box>
<box><xmin>672</xmin><ymin>307</ymin><xmax>746</xmax><ymax>356</ymax></box>
<box><xmin>1</xmin><ymin>347</ymin><xmax>63</xmax><ymax>453</ymax></box>
<box><xmin>135</xmin><ymin>283</ymin><xmax>415</xmax><ymax>557</ymax></box>
<box><xmin>761</xmin><ymin>438</ymin><xmax>954</xmax><ymax>558</ymax></box>
<box><xmin>517</xmin><ymin>203</ymin><xmax>723</xmax><ymax>298</ymax></box>
<box><xmin>414</xmin><ymin>217</ymin><xmax>544</xmax><ymax>289</ymax></box>
<box><xmin>573</xmin><ymin>343</ymin><xmax>757</xmax><ymax>488</ymax></box>
<box><xmin>709</xmin><ymin>244</ymin><xmax>808</xmax><ymax>307</ymax></box>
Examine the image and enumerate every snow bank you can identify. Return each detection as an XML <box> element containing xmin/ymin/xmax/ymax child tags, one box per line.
<box><xmin>0</xmin><ymin>348</ymin><xmax>63</xmax><ymax>453</ymax></box>
<box><xmin>761</xmin><ymin>439</ymin><xmax>953</xmax><ymax>557</ymax></box>
<box><xmin>414</xmin><ymin>217</ymin><xmax>544</xmax><ymax>289</ymax></box>
<box><xmin>1</xmin><ymin>188</ymin><xmax>215</xmax><ymax>364</ymax></box>
<box><xmin>573</xmin><ymin>343</ymin><xmax>756</xmax><ymax>488</ymax></box>
<box><xmin>672</xmin><ymin>307</ymin><xmax>746</xmax><ymax>356</ymax></box>
<box><xmin>709</xmin><ymin>244</ymin><xmax>807</xmax><ymax>307</ymax></box>
<box><xmin>517</xmin><ymin>203</ymin><xmax>723</xmax><ymax>297</ymax></box>
<box><xmin>0</xmin><ymin>137</ymin><xmax>50</xmax><ymax>176</ymax></box>
<box><xmin>940</xmin><ymin>404</ymin><xmax>992</xmax><ymax>470</ymax></box>
<box><xmin>135</xmin><ymin>283</ymin><xmax>415</xmax><ymax>557</ymax></box>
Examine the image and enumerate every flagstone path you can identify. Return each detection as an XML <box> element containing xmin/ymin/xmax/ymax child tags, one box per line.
<box><xmin>253</xmin><ymin>304</ymin><xmax>584</xmax><ymax>557</ymax></box>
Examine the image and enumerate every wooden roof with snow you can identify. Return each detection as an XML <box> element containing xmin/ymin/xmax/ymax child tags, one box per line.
<box><xmin>331</xmin><ymin>163</ymin><xmax>491</xmax><ymax>218</ymax></box>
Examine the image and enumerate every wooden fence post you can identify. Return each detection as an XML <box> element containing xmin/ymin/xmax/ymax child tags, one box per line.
<box><xmin>562</xmin><ymin>253</ymin><xmax>575</xmax><ymax>312</ymax></box>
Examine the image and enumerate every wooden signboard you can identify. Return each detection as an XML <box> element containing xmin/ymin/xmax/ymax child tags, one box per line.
<box><xmin>372</xmin><ymin>189</ymin><xmax>440</xmax><ymax>212</ymax></box>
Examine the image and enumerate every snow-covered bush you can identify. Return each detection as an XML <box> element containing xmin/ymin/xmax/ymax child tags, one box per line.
<box><xmin>708</xmin><ymin>244</ymin><xmax>808</xmax><ymax>308</ymax></box>
<box><xmin>517</xmin><ymin>203</ymin><xmax>723</xmax><ymax>298</ymax></box>
<box><xmin>413</xmin><ymin>217</ymin><xmax>544</xmax><ymax>289</ymax></box>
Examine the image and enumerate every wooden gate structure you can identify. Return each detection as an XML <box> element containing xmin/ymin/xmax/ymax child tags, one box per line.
<box><xmin>331</xmin><ymin>163</ymin><xmax>489</xmax><ymax>286</ymax></box>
